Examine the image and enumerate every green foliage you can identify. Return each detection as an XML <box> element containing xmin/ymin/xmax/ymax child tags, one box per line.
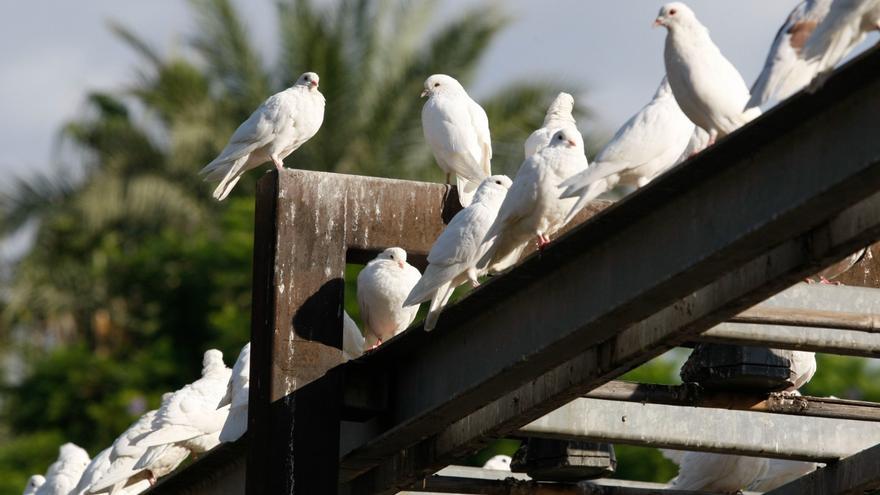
<box><xmin>0</xmin><ymin>1</ymin><xmax>569</xmax><ymax>491</ymax></box>
<box><xmin>0</xmin><ymin>431</ymin><xmax>66</xmax><ymax>494</ymax></box>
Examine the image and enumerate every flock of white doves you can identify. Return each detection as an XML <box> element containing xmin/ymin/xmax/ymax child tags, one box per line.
<box><xmin>24</xmin><ymin>1</ymin><xmax>877</xmax><ymax>493</ymax></box>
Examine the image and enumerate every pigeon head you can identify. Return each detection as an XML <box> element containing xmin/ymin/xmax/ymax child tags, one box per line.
<box><xmin>654</xmin><ymin>2</ymin><xmax>696</xmax><ymax>29</ymax></box>
<box><xmin>296</xmin><ymin>72</ymin><xmax>320</xmax><ymax>90</ymax></box>
<box><xmin>378</xmin><ymin>247</ymin><xmax>408</xmax><ymax>269</ymax></box>
<box><xmin>201</xmin><ymin>349</ymin><xmax>226</xmax><ymax>375</ymax></box>
<box><xmin>473</xmin><ymin>175</ymin><xmax>512</xmax><ymax>204</ymax></box>
<box><xmin>549</xmin><ymin>129</ymin><xmax>582</xmax><ymax>150</ymax></box>
<box><xmin>23</xmin><ymin>475</ymin><xmax>45</xmax><ymax>495</ymax></box>
<box><xmin>421</xmin><ymin>74</ymin><xmax>465</xmax><ymax>98</ymax></box>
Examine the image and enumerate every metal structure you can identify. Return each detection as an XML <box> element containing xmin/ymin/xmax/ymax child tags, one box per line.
<box><xmin>148</xmin><ymin>46</ymin><xmax>880</xmax><ymax>494</ymax></box>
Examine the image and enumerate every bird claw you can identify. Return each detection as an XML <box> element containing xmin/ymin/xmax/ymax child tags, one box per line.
<box><xmin>819</xmin><ymin>276</ymin><xmax>842</xmax><ymax>286</ymax></box>
<box><xmin>535</xmin><ymin>235</ymin><xmax>551</xmax><ymax>251</ymax></box>
<box><xmin>470</xmin><ymin>279</ymin><xmax>480</xmax><ymax>288</ymax></box>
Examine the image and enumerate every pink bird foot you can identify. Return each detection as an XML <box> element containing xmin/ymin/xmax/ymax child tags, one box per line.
<box><xmin>535</xmin><ymin>234</ymin><xmax>551</xmax><ymax>251</ymax></box>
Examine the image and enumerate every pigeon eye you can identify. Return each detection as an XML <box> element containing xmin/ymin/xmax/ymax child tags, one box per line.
<box><xmin>669</xmin><ymin>8</ymin><xmax>677</xmax><ymax>15</ymax></box>
<box><xmin>495</xmin><ymin>180</ymin><xmax>501</xmax><ymax>185</ymax></box>
<box><xmin>434</xmin><ymin>83</ymin><xmax>440</xmax><ymax>87</ymax></box>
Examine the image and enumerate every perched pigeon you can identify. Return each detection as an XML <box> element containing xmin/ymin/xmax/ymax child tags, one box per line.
<box><xmin>135</xmin><ymin>350</ymin><xmax>232</xmax><ymax>453</ymax></box>
<box><xmin>91</xmin><ymin>399</ymin><xmax>174</xmax><ymax>493</ymax></box>
<box><xmin>22</xmin><ymin>475</ymin><xmax>45</xmax><ymax>495</ymax></box>
<box><xmin>36</xmin><ymin>443</ymin><xmax>90</xmax><ymax>495</ymax></box>
<box><xmin>524</xmin><ymin>93</ymin><xmax>578</xmax><ymax>158</ymax></box>
<box><xmin>663</xmin><ymin>449</ymin><xmax>769</xmax><ymax>493</ymax></box>
<box><xmin>71</xmin><ymin>447</ymin><xmax>112</xmax><ymax>495</ymax></box>
<box><xmin>655</xmin><ymin>3</ymin><xmax>762</xmax><ymax>148</ymax></box>
<box><xmin>748</xmin><ymin>0</ymin><xmax>834</xmax><ymax>108</ymax></box>
<box><xmin>482</xmin><ymin>455</ymin><xmax>512</xmax><ymax>472</ymax></box>
<box><xmin>559</xmin><ymin>77</ymin><xmax>693</xmax><ymax>223</ymax></box>
<box><xmin>200</xmin><ymin>72</ymin><xmax>325</xmax><ymax>201</ymax></box>
<box><xmin>357</xmin><ymin>248</ymin><xmax>422</xmax><ymax>346</ymax></box>
<box><xmin>788</xmin><ymin>351</ymin><xmax>817</xmax><ymax>392</ymax></box>
<box><xmin>130</xmin><ymin>444</ymin><xmax>190</xmax><ymax>487</ymax></box>
<box><xmin>421</xmin><ymin>74</ymin><xmax>492</xmax><ymax>207</ymax></box>
<box><xmin>479</xmin><ymin>129</ymin><xmax>588</xmax><ymax>274</ymax></box>
<box><xmin>342</xmin><ymin>311</ymin><xmax>365</xmax><ymax>360</ymax></box>
<box><xmin>404</xmin><ymin>175</ymin><xmax>512</xmax><ymax>330</ymax></box>
<box><xmin>219</xmin><ymin>343</ymin><xmax>250</xmax><ymax>444</ymax></box>
<box><xmin>749</xmin><ymin>459</ymin><xmax>822</xmax><ymax>491</ymax></box>
<box><xmin>802</xmin><ymin>0</ymin><xmax>880</xmax><ymax>78</ymax></box>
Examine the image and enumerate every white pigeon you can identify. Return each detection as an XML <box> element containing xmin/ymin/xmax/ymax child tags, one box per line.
<box><xmin>130</xmin><ymin>444</ymin><xmax>190</xmax><ymax>488</ymax></box>
<box><xmin>802</xmin><ymin>0</ymin><xmax>880</xmax><ymax>78</ymax></box>
<box><xmin>200</xmin><ymin>72</ymin><xmax>325</xmax><ymax>201</ymax></box>
<box><xmin>93</xmin><ymin>442</ymin><xmax>188</xmax><ymax>494</ymax></box>
<box><xmin>524</xmin><ymin>93</ymin><xmax>577</xmax><ymax>157</ymax></box>
<box><xmin>135</xmin><ymin>350</ymin><xmax>232</xmax><ymax>454</ymax></box>
<box><xmin>36</xmin><ymin>443</ymin><xmax>90</xmax><ymax>495</ymax></box>
<box><xmin>90</xmin><ymin>400</ymin><xmax>172</xmax><ymax>493</ymax></box>
<box><xmin>421</xmin><ymin>74</ymin><xmax>492</xmax><ymax>207</ymax></box>
<box><xmin>663</xmin><ymin>449</ymin><xmax>769</xmax><ymax>493</ymax></box>
<box><xmin>748</xmin><ymin>459</ymin><xmax>822</xmax><ymax>491</ymax></box>
<box><xmin>72</xmin><ymin>447</ymin><xmax>112</xmax><ymax>495</ymax></box>
<box><xmin>22</xmin><ymin>475</ymin><xmax>45</xmax><ymax>495</ymax></box>
<box><xmin>655</xmin><ymin>3</ymin><xmax>762</xmax><ymax>148</ymax></box>
<box><xmin>748</xmin><ymin>0</ymin><xmax>834</xmax><ymax>108</ymax></box>
<box><xmin>788</xmin><ymin>351</ymin><xmax>818</xmax><ymax>392</ymax></box>
<box><xmin>219</xmin><ymin>343</ymin><xmax>250</xmax><ymax>444</ymax></box>
<box><xmin>404</xmin><ymin>175</ymin><xmax>512</xmax><ymax>330</ymax></box>
<box><xmin>357</xmin><ymin>248</ymin><xmax>422</xmax><ymax>346</ymax></box>
<box><xmin>559</xmin><ymin>77</ymin><xmax>694</xmax><ymax>224</ymax></box>
<box><xmin>482</xmin><ymin>455</ymin><xmax>512</xmax><ymax>472</ymax></box>
<box><xmin>479</xmin><ymin>129</ymin><xmax>588</xmax><ymax>274</ymax></box>
<box><xmin>342</xmin><ymin>311</ymin><xmax>365</xmax><ymax>360</ymax></box>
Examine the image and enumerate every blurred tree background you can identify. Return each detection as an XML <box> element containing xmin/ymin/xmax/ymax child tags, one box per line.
<box><xmin>0</xmin><ymin>0</ymin><xmax>878</xmax><ymax>493</ymax></box>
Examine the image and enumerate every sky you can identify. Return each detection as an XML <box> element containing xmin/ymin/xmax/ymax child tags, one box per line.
<box><xmin>0</xmin><ymin>0</ymin><xmax>829</xmax><ymax>179</ymax></box>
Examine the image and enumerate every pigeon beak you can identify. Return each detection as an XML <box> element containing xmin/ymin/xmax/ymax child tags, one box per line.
<box><xmin>397</xmin><ymin>261</ymin><xmax>405</xmax><ymax>269</ymax></box>
<box><xmin>566</xmin><ymin>139</ymin><xmax>577</xmax><ymax>148</ymax></box>
<box><xmin>653</xmin><ymin>17</ymin><xmax>664</xmax><ymax>28</ymax></box>
<box><xmin>310</xmin><ymin>81</ymin><xmax>319</xmax><ymax>88</ymax></box>
<box><xmin>420</xmin><ymin>89</ymin><xmax>429</xmax><ymax>98</ymax></box>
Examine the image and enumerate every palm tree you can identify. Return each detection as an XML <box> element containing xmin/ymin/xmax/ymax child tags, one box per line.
<box><xmin>0</xmin><ymin>0</ymin><xmax>581</xmax><ymax>344</ymax></box>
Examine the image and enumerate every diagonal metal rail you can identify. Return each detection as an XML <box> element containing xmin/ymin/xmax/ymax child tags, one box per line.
<box><xmin>339</xmin><ymin>45</ymin><xmax>880</xmax><ymax>494</ymax></box>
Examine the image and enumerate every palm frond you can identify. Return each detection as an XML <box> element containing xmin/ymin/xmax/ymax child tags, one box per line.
<box><xmin>189</xmin><ymin>0</ymin><xmax>270</xmax><ymax>110</ymax></box>
<box><xmin>107</xmin><ymin>21</ymin><xmax>163</xmax><ymax>68</ymax></box>
<box><xmin>0</xmin><ymin>172</ymin><xmax>75</xmax><ymax>237</ymax></box>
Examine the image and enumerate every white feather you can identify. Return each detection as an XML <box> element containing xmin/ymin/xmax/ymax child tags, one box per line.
<box><xmin>422</xmin><ymin>74</ymin><xmax>492</xmax><ymax>207</ymax></box>
<box><xmin>357</xmin><ymin>248</ymin><xmax>422</xmax><ymax>343</ymax></box>
<box><xmin>480</xmin><ymin>129</ymin><xmax>588</xmax><ymax>274</ymax></box>
<box><xmin>559</xmin><ymin>77</ymin><xmax>693</xmax><ymax>224</ymax></box>
<box><xmin>748</xmin><ymin>0</ymin><xmax>833</xmax><ymax>108</ymax></box>
<box><xmin>404</xmin><ymin>175</ymin><xmax>511</xmax><ymax>330</ymax></box>
<box><xmin>658</xmin><ymin>3</ymin><xmax>761</xmax><ymax>144</ymax></box>
<box><xmin>199</xmin><ymin>72</ymin><xmax>325</xmax><ymax>201</ymax></box>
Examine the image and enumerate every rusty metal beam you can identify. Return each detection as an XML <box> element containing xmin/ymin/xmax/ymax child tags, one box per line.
<box><xmin>400</xmin><ymin>467</ymin><xmax>745</xmax><ymax>495</ymax></box>
<box><xmin>248</xmin><ymin>170</ymin><xmax>455</xmax><ymax>494</ymax></box>
<box><xmin>519</xmin><ymin>398</ymin><xmax>880</xmax><ymax>462</ymax></box>
<box><xmin>764</xmin><ymin>443</ymin><xmax>880</xmax><ymax>495</ymax></box>
<box><xmin>584</xmin><ymin>381</ymin><xmax>880</xmax><ymax>422</ymax></box>
<box><xmin>696</xmin><ymin>323</ymin><xmax>880</xmax><ymax>358</ymax></box>
<box><xmin>341</xmin><ymin>45</ymin><xmax>880</xmax><ymax>494</ymax></box>
<box><xmin>731</xmin><ymin>306</ymin><xmax>880</xmax><ymax>333</ymax></box>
